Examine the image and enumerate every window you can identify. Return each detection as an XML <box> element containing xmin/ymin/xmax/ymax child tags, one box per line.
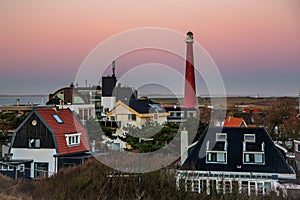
<box><xmin>244</xmin><ymin>134</ymin><xmax>255</xmax><ymax>142</ymax></box>
<box><xmin>65</xmin><ymin>133</ymin><xmax>81</xmax><ymax>146</ymax></box>
<box><xmin>257</xmin><ymin>182</ymin><xmax>264</xmax><ymax>194</ymax></box>
<box><xmin>29</xmin><ymin>138</ymin><xmax>40</xmax><ymax>148</ymax></box>
<box><xmin>128</xmin><ymin>114</ymin><xmax>136</xmax><ymax>121</ymax></box>
<box><xmin>52</xmin><ymin>114</ymin><xmax>63</xmax><ymax>124</ymax></box>
<box><xmin>187</xmin><ymin>111</ymin><xmax>196</xmax><ymax>118</ymax></box>
<box><xmin>19</xmin><ymin>164</ymin><xmax>24</xmax><ymax>172</ymax></box>
<box><xmin>0</xmin><ymin>164</ymin><xmax>6</xmax><ymax>171</ymax></box>
<box><xmin>192</xmin><ymin>180</ymin><xmax>200</xmax><ymax>193</ymax></box>
<box><xmin>216</xmin><ymin>133</ymin><xmax>227</xmax><ymax>142</ymax></box>
<box><xmin>176</xmin><ymin>111</ymin><xmax>184</xmax><ymax>117</ymax></box>
<box><xmin>206</xmin><ymin>152</ymin><xmax>227</xmax><ymax>163</ymax></box>
<box><xmin>112</xmin><ymin>143</ymin><xmax>121</xmax><ymax>151</ymax></box>
<box><xmin>244</xmin><ymin>153</ymin><xmax>264</xmax><ymax>164</ymax></box>
<box><xmin>296</xmin><ymin>144</ymin><xmax>300</xmax><ymax>152</ymax></box>
<box><xmin>34</xmin><ymin>162</ymin><xmax>48</xmax><ymax>178</ymax></box>
<box><xmin>0</xmin><ymin>164</ymin><xmax>14</xmax><ymax>171</ymax></box>
<box><xmin>8</xmin><ymin>165</ymin><xmax>14</xmax><ymax>171</ymax></box>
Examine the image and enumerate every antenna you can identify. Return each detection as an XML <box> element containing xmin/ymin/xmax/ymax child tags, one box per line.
<box><xmin>112</xmin><ymin>60</ymin><xmax>116</xmax><ymax>77</ymax></box>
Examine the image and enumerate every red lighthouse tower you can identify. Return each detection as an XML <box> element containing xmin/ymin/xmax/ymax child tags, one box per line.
<box><xmin>184</xmin><ymin>31</ymin><xmax>197</xmax><ymax>108</ymax></box>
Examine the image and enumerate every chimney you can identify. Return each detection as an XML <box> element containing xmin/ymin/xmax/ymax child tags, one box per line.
<box><xmin>91</xmin><ymin>140</ymin><xmax>95</xmax><ymax>153</ymax></box>
<box><xmin>180</xmin><ymin>129</ymin><xmax>188</xmax><ymax>166</ymax></box>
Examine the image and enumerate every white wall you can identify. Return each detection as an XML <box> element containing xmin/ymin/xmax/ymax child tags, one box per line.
<box><xmin>59</xmin><ymin>104</ymin><xmax>96</xmax><ymax>124</ymax></box>
<box><xmin>102</xmin><ymin>97</ymin><xmax>116</xmax><ymax>112</ymax></box>
<box><xmin>2</xmin><ymin>144</ymin><xmax>9</xmax><ymax>157</ymax></box>
<box><xmin>11</xmin><ymin>148</ymin><xmax>57</xmax><ymax>178</ymax></box>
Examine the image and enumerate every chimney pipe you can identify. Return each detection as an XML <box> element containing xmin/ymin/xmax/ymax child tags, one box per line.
<box><xmin>180</xmin><ymin>129</ymin><xmax>188</xmax><ymax>166</ymax></box>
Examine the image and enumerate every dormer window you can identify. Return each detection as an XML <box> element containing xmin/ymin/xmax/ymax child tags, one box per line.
<box><xmin>244</xmin><ymin>134</ymin><xmax>255</xmax><ymax>142</ymax></box>
<box><xmin>206</xmin><ymin>137</ymin><xmax>227</xmax><ymax>164</ymax></box>
<box><xmin>243</xmin><ymin>134</ymin><xmax>264</xmax><ymax>165</ymax></box>
<box><xmin>65</xmin><ymin>133</ymin><xmax>81</xmax><ymax>146</ymax></box>
<box><xmin>244</xmin><ymin>152</ymin><xmax>264</xmax><ymax>164</ymax></box>
<box><xmin>216</xmin><ymin>133</ymin><xmax>227</xmax><ymax>142</ymax></box>
<box><xmin>207</xmin><ymin>152</ymin><xmax>226</xmax><ymax>163</ymax></box>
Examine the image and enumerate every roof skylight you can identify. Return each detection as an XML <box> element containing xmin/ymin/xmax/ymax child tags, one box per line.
<box><xmin>53</xmin><ymin>114</ymin><xmax>63</xmax><ymax>124</ymax></box>
<box><xmin>149</xmin><ymin>103</ymin><xmax>164</xmax><ymax>111</ymax></box>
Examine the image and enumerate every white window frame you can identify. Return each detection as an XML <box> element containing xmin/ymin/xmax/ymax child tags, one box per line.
<box><xmin>296</xmin><ymin>143</ymin><xmax>300</xmax><ymax>152</ymax></box>
<box><xmin>29</xmin><ymin>138</ymin><xmax>41</xmax><ymax>148</ymax></box>
<box><xmin>244</xmin><ymin>134</ymin><xmax>255</xmax><ymax>142</ymax></box>
<box><xmin>128</xmin><ymin>114</ymin><xmax>136</xmax><ymax>121</ymax></box>
<box><xmin>243</xmin><ymin>152</ymin><xmax>265</xmax><ymax>164</ymax></box>
<box><xmin>65</xmin><ymin>133</ymin><xmax>81</xmax><ymax>146</ymax></box>
<box><xmin>216</xmin><ymin>133</ymin><xmax>227</xmax><ymax>142</ymax></box>
<box><xmin>8</xmin><ymin>165</ymin><xmax>14</xmax><ymax>171</ymax></box>
<box><xmin>206</xmin><ymin>151</ymin><xmax>227</xmax><ymax>164</ymax></box>
<box><xmin>0</xmin><ymin>164</ymin><xmax>14</xmax><ymax>171</ymax></box>
<box><xmin>19</xmin><ymin>164</ymin><xmax>25</xmax><ymax>172</ymax></box>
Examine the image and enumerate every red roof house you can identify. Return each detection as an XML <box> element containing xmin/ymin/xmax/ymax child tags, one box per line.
<box><xmin>223</xmin><ymin>117</ymin><xmax>248</xmax><ymax>127</ymax></box>
<box><xmin>9</xmin><ymin>108</ymin><xmax>92</xmax><ymax>178</ymax></box>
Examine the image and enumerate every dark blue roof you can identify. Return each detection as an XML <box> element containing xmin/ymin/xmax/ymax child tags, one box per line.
<box><xmin>128</xmin><ymin>99</ymin><xmax>165</xmax><ymax>114</ymax></box>
<box><xmin>182</xmin><ymin>127</ymin><xmax>295</xmax><ymax>175</ymax></box>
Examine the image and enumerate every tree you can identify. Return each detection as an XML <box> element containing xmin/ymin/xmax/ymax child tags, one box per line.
<box><xmin>264</xmin><ymin>98</ymin><xmax>297</xmax><ymax>139</ymax></box>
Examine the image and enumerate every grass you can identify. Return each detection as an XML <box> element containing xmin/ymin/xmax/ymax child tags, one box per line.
<box><xmin>0</xmin><ymin>159</ymin><xmax>296</xmax><ymax>199</ymax></box>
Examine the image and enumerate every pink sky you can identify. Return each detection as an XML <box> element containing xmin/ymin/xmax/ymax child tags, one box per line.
<box><xmin>0</xmin><ymin>0</ymin><xmax>299</xmax><ymax>96</ymax></box>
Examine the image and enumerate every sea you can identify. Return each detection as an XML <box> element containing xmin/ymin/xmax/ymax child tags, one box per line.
<box><xmin>0</xmin><ymin>95</ymin><xmax>48</xmax><ymax>106</ymax></box>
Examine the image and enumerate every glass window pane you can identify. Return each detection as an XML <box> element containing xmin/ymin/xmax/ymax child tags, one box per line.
<box><xmin>245</xmin><ymin>154</ymin><xmax>249</xmax><ymax>162</ymax></box>
<box><xmin>255</xmin><ymin>154</ymin><xmax>263</xmax><ymax>163</ymax></box>
<box><xmin>35</xmin><ymin>139</ymin><xmax>40</xmax><ymax>148</ymax></box>
<box><xmin>217</xmin><ymin>153</ymin><xmax>225</xmax><ymax>162</ymax></box>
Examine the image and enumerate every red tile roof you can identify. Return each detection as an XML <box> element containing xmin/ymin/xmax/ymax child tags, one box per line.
<box><xmin>223</xmin><ymin>117</ymin><xmax>247</xmax><ymax>127</ymax></box>
<box><xmin>36</xmin><ymin>108</ymin><xmax>90</xmax><ymax>155</ymax></box>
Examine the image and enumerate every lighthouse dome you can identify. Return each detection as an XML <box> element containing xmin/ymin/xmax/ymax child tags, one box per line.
<box><xmin>187</xmin><ymin>31</ymin><xmax>193</xmax><ymax>36</ymax></box>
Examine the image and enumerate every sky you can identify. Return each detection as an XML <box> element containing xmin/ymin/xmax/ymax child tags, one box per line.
<box><xmin>0</xmin><ymin>0</ymin><xmax>299</xmax><ymax>97</ymax></box>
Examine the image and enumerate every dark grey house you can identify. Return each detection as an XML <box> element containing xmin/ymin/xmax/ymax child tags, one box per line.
<box><xmin>176</xmin><ymin>127</ymin><xmax>296</xmax><ymax>196</ymax></box>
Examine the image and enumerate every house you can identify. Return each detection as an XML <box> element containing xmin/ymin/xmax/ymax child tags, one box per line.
<box><xmin>102</xmin><ymin>98</ymin><xmax>169</xmax><ymax>151</ymax></box>
<box><xmin>46</xmin><ymin>83</ymin><xmax>100</xmax><ymax>124</ymax></box>
<box><xmin>163</xmin><ymin>106</ymin><xmax>197</xmax><ymax>123</ymax></box>
<box><xmin>294</xmin><ymin>140</ymin><xmax>300</xmax><ymax>170</ymax></box>
<box><xmin>107</xmin><ymin>97</ymin><xmax>169</xmax><ymax>129</ymax></box>
<box><xmin>223</xmin><ymin>117</ymin><xmax>247</xmax><ymax>127</ymax></box>
<box><xmin>1</xmin><ymin>108</ymin><xmax>91</xmax><ymax>179</ymax></box>
<box><xmin>176</xmin><ymin>127</ymin><xmax>295</xmax><ymax>196</ymax></box>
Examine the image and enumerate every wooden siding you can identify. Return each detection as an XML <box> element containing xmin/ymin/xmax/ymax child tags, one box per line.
<box><xmin>12</xmin><ymin>114</ymin><xmax>55</xmax><ymax>148</ymax></box>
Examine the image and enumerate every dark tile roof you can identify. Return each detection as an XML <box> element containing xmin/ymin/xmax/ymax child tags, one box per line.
<box><xmin>128</xmin><ymin>99</ymin><xmax>165</xmax><ymax>114</ymax></box>
<box><xmin>181</xmin><ymin>127</ymin><xmax>295</xmax><ymax>175</ymax></box>
<box><xmin>46</xmin><ymin>96</ymin><xmax>62</xmax><ymax>105</ymax></box>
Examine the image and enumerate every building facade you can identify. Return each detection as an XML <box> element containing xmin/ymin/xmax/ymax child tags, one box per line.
<box><xmin>177</xmin><ymin>127</ymin><xmax>295</xmax><ymax>196</ymax></box>
<box><xmin>4</xmin><ymin>108</ymin><xmax>91</xmax><ymax>179</ymax></box>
